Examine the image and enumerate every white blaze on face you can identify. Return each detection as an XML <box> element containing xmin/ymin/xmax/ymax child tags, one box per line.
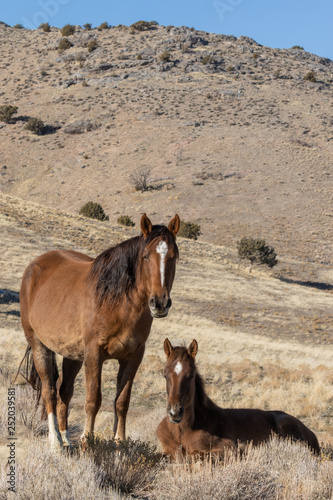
<box><xmin>156</xmin><ymin>240</ymin><xmax>168</xmax><ymax>287</ymax></box>
<box><xmin>174</xmin><ymin>361</ymin><xmax>183</xmax><ymax>376</ymax></box>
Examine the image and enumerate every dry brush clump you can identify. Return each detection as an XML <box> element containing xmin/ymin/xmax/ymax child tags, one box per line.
<box><xmin>155</xmin><ymin>438</ymin><xmax>333</xmax><ymax>500</ymax></box>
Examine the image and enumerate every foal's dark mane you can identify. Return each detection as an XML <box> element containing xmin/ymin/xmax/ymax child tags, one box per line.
<box><xmin>89</xmin><ymin>225</ymin><xmax>178</xmax><ymax>304</ymax></box>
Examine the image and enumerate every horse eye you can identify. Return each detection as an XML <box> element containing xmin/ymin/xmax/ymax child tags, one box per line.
<box><xmin>144</xmin><ymin>255</ymin><xmax>149</xmax><ymax>261</ymax></box>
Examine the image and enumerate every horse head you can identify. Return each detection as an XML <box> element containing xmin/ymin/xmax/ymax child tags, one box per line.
<box><xmin>163</xmin><ymin>338</ymin><xmax>198</xmax><ymax>423</ymax></box>
<box><xmin>140</xmin><ymin>214</ymin><xmax>180</xmax><ymax>318</ymax></box>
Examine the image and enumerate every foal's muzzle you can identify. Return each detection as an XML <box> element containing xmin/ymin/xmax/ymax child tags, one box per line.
<box><xmin>168</xmin><ymin>404</ymin><xmax>184</xmax><ymax>424</ymax></box>
<box><xmin>149</xmin><ymin>297</ymin><xmax>172</xmax><ymax>318</ymax></box>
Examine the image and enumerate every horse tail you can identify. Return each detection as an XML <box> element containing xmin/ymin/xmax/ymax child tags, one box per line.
<box><xmin>15</xmin><ymin>346</ymin><xmax>59</xmax><ymax>421</ymax></box>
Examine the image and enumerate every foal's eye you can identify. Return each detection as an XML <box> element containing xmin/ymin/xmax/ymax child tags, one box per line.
<box><xmin>144</xmin><ymin>255</ymin><xmax>149</xmax><ymax>261</ymax></box>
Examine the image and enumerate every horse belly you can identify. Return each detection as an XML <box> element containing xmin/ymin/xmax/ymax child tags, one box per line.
<box><xmin>23</xmin><ymin>255</ymin><xmax>90</xmax><ymax>360</ymax></box>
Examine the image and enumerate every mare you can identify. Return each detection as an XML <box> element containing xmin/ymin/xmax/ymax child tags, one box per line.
<box><xmin>18</xmin><ymin>214</ymin><xmax>180</xmax><ymax>450</ymax></box>
<box><xmin>157</xmin><ymin>339</ymin><xmax>320</xmax><ymax>459</ymax></box>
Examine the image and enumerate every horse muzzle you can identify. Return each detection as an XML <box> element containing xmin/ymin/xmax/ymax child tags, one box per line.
<box><xmin>168</xmin><ymin>405</ymin><xmax>184</xmax><ymax>423</ymax></box>
<box><xmin>149</xmin><ymin>297</ymin><xmax>172</xmax><ymax>318</ymax></box>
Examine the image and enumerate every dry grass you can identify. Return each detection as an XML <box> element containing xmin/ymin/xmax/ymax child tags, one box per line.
<box><xmin>0</xmin><ymin>195</ymin><xmax>332</xmax><ymax>498</ymax></box>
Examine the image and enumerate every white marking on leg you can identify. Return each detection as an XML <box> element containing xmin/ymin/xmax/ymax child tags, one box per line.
<box><xmin>174</xmin><ymin>362</ymin><xmax>183</xmax><ymax>376</ymax></box>
<box><xmin>48</xmin><ymin>413</ymin><xmax>63</xmax><ymax>450</ymax></box>
<box><xmin>60</xmin><ymin>429</ymin><xmax>72</xmax><ymax>448</ymax></box>
<box><xmin>156</xmin><ymin>240</ymin><xmax>168</xmax><ymax>287</ymax></box>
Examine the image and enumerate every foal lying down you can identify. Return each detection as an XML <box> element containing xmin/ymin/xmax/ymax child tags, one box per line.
<box><xmin>157</xmin><ymin>339</ymin><xmax>320</xmax><ymax>459</ymax></box>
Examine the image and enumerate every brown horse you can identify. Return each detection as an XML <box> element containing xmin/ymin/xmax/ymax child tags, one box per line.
<box><xmin>18</xmin><ymin>214</ymin><xmax>180</xmax><ymax>450</ymax></box>
<box><xmin>157</xmin><ymin>339</ymin><xmax>320</xmax><ymax>459</ymax></box>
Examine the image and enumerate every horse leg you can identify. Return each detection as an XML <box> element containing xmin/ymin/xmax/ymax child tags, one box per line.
<box><xmin>56</xmin><ymin>358</ymin><xmax>83</xmax><ymax>448</ymax></box>
<box><xmin>81</xmin><ymin>347</ymin><xmax>103</xmax><ymax>441</ymax></box>
<box><xmin>30</xmin><ymin>337</ymin><xmax>62</xmax><ymax>450</ymax></box>
<box><xmin>113</xmin><ymin>345</ymin><xmax>145</xmax><ymax>440</ymax></box>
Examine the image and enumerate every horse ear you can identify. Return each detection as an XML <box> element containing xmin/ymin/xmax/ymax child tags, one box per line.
<box><xmin>164</xmin><ymin>338</ymin><xmax>173</xmax><ymax>358</ymax></box>
<box><xmin>188</xmin><ymin>339</ymin><xmax>198</xmax><ymax>359</ymax></box>
<box><xmin>141</xmin><ymin>214</ymin><xmax>152</xmax><ymax>238</ymax></box>
<box><xmin>168</xmin><ymin>214</ymin><xmax>180</xmax><ymax>236</ymax></box>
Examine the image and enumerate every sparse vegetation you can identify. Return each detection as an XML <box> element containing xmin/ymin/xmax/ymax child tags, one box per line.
<box><xmin>79</xmin><ymin>201</ymin><xmax>109</xmax><ymax>221</ymax></box>
<box><xmin>86</xmin><ymin>436</ymin><xmax>161</xmax><ymax>495</ymax></box>
<box><xmin>202</xmin><ymin>55</ymin><xmax>215</xmax><ymax>65</ymax></box>
<box><xmin>117</xmin><ymin>215</ymin><xmax>135</xmax><ymax>227</ymax></box>
<box><xmin>83</xmin><ymin>23</ymin><xmax>92</xmax><ymax>30</ymax></box>
<box><xmin>98</xmin><ymin>22</ymin><xmax>110</xmax><ymax>30</ymax></box>
<box><xmin>291</xmin><ymin>45</ymin><xmax>304</xmax><ymax>50</ymax></box>
<box><xmin>13</xmin><ymin>23</ymin><xmax>24</xmax><ymax>29</ymax></box>
<box><xmin>178</xmin><ymin>220</ymin><xmax>201</xmax><ymax>240</ymax></box>
<box><xmin>129</xmin><ymin>168</ymin><xmax>151</xmax><ymax>192</ymax></box>
<box><xmin>58</xmin><ymin>37</ymin><xmax>72</xmax><ymax>51</ymax></box>
<box><xmin>159</xmin><ymin>51</ymin><xmax>171</xmax><ymax>63</ymax></box>
<box><xmin>25</xmin><ymin>117</ymin><xmax>45</xmax><ymax>135</ymax></box>
<box><xmin>38</xmin><ymin>22</ymin><xmax>51</xmax><ymax>32</ymax></box>
<box><xmin>87</xmin><ymin>40</ymin><xmax>98</xmax><ymax>53</ymax></box>
<box><xmin>130</xmin><ymin>20</ymin><xmax>158</xmax><ymax>31</ymax></box>
<box><xmin>237</xmin><ymin>237</ymin><xmax>278</xmax><ymax>271</ymax></box>
<box><xmin>0</xmin><ymin>105</ymin><xmax>18</xmax><ymax>123</ymax></box>
<box><xmin>304</xmin><ymin>70</ymin><xmax>316</xmax><ymax>82</ymax></box>
<box><xmin>60</xmin><ymin>24</ymin><xmax>75</xmax><ymax>36</ymax></box>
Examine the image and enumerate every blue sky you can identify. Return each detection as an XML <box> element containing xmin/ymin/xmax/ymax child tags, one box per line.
<box><xmin>2</xmin><ymin>0</ymin><xmax>333</xmax><ymax>60</ymax></box>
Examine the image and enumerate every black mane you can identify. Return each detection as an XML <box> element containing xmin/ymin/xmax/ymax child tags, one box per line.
<box><xmin>89</xmin><ymin>225</ymin><xmax>178</xmax><ymax>305</ymax></box>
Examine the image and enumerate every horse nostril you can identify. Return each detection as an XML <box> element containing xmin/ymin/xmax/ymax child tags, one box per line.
<box><xmin>149</xmin><ymin>297</ymin><xmax>156</xmax><ymax>309</ymax></box>
<box><xmin>166</xmin><ymin>297</ymin><xmax>172</xmax><ymax>309</ymax></box>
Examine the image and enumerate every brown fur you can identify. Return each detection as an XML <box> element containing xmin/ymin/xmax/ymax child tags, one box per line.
<box><xmin>157</xmin><ymin>339</ymin><xmax>320</xmax><ymax>459</ymax></box>
<box><xmin>19</xmin><ymin>214</ymin><xmax>180</xmax><ymax>448</ymax></box>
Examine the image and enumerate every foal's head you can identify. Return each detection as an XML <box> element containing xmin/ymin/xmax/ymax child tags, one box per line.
<box><xmin>163</xmin><ymin>338</ymin><xmax>198</xmax><ymax>423</ymax></box>
<box><xmin>140</xmin><ymin>214</ymin><xmax>180</xmax><ymax>318</ymax></box>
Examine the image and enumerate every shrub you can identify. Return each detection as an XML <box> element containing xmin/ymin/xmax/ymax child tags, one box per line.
<box><xmin>85</xmin><ymin>436</ymin><xmax>161</xmax><ymax>495</ymax></box>
<box><xmin>25</xmin><ymin>117</ymin><xmax>45</xmax><ymax>135</ymax></box>
<box><xmin>39</xmin><ymin>22</ymin><xmax>51</xmax><ymax>32</ymax></box>
<box><xmin>98</xmin><ymin>22</ymin><xmax>110</xmax><ymax>30</ymax></box>
<box><xmin>83</xmin><ymin>23</ymin><xmax>92</xmax><ymax>30</ymax></box>
<box><xmin>202</xmin><ymin>55</ymin><xmax>215</xmax><ymax>65</ymax></box>
<box><xmin>130</xmin><ymin>20</ymin><xmax>158</xmax><ymax>31</ymax></box>
<box><xmin>237</xmin><ymin>237</ymin><xmax>278</xmax><ymax>271</ymax></box>
<box><xmin>159</xmin><ymin>51</ymin><xmax>171</xmax><ymax>62</ymax></box>
<box><xmin>13</xmin><ymin>23</ymin><xmax>24</xmax><ymax>29</ymax></box>
<box><xmin>58</xmin><ymin>37</ymin><xmax>72</xmax><ymax>51</ymax></box>
<box><xmin>87</xmin><ymin>40</ymin><xmax>98</xmax><ymax>53</ymax></box>
<box><xmin>291</xmin><ymin>45</ymin><xmax>304</xmax><ymax>50</ymax></box>
<box><xmin>253</xmin><ymin>52</ymin><xmax>259</xmax><ymax>59</ymax></box>
<box><xmin>304</xmin><ymin>70</ymin><xmax>316</xmax><ymax>82</ymax></box>
<box><xmin>226</xmin><ymin>65</ymin><xmax>234</xmax><ymax>72</ymax></box>
<box><xmin>0</xmin><ymin>105</ymin><xmax>18</xmax><ymax>123</ymax></box>
<box><xmin>60</xmin><ymin>24</ymin><xmax>75</xmax><ymax>36</ymax></box>
<box><xmin>129</xmin><ymin>168</ymin><xmax>151</xmax><ymax>192</ymax></box>
<box><xmin>117</xmin><ymin>215</ymin><xmax>135</xmax><ymax>227</ymax></box>
<box><xmin>79</xmin><ymin>201</ymin><xmax>109</xmax><ymax>221</ymax></box>
<box><xmin>178</xmin><ymin>221</ymin><xmax>201</xmax><ymax>240</ymax></box>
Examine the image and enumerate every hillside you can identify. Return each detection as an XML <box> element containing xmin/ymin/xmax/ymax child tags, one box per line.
<box><xmin>0</xmin><ymin>22</ymin><xmax>332</xmax><ymax>285</ymax></box>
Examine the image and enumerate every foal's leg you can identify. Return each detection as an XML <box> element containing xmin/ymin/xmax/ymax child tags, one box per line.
<box><xmin>57</xmin><ymin>358</ymin><xmax>83</xmax><ymax>448</ymax></box>
<box><xmin>113</xmin><ymin>346</ymin><xmax>145</xmax><ymax>440</ymax></box>
<box><xmin>81</xmin><ymin>347</ymin><xmax>103</xmax><ymax>441</ymax></box>
<box><xmin>31</xmin><ymin>337</ymin><xmax>62</xmax><ymax>450</ymax></box>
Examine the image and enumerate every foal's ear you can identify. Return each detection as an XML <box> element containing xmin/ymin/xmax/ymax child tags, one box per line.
<box><xmin>164</xmin><ymin>338</ymin><xmax>173</xmax><ymax>358</ymax></box>
<box><xmin>168</xmin><ymin>214</ymin><xmax>180</xmax><ymax>236</ymax></box>
<box><xmin>188</xmin><ymin>339</ymin><xmax>198</xmax><ymax>359</ymax></box>
<box><xmin>141</xmin><ymin>213</ymin><xmax>152</xmax><ymax>238</ymax></box>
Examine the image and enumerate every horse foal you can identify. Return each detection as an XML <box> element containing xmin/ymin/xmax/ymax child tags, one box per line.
<box><xmin>157</xmin><ymin>339</ymin><xmax>320</xmax><ymax>459</ymax></box>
